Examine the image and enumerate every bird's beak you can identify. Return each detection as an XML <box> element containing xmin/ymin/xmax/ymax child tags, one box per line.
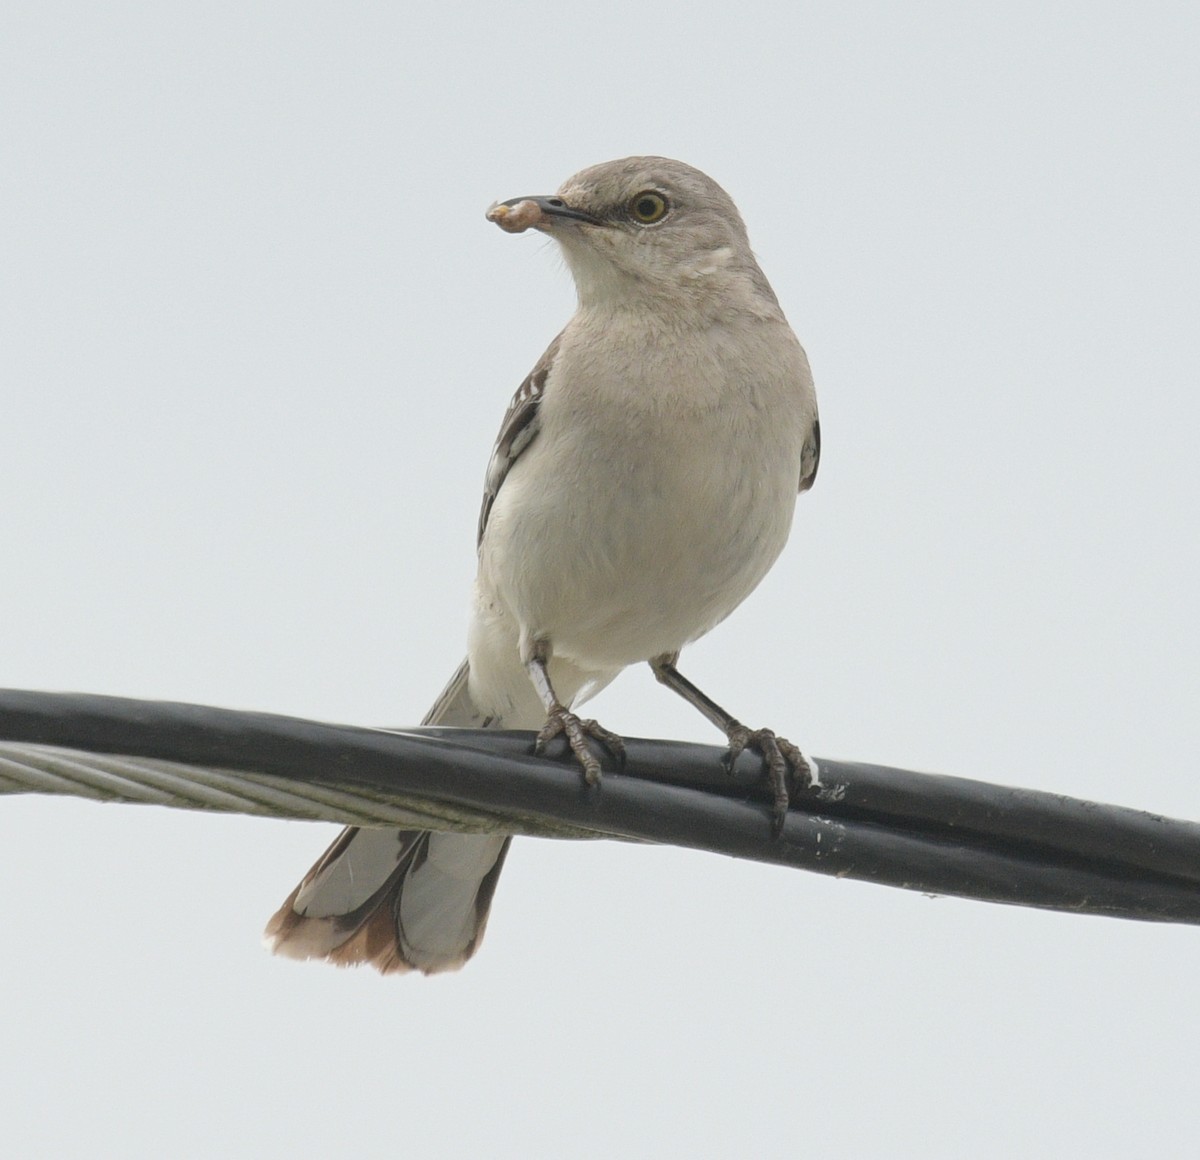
<box><xmin>486</xmin><ymin>195</ymin><xmax>602</xmax><ymax>234</ymax></box>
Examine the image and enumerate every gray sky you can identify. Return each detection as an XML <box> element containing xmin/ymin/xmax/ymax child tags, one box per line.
<box><xmin>2</xmin><ymin>3</ymin><xmax>1198</xmax><ymax>1157</ymax></box>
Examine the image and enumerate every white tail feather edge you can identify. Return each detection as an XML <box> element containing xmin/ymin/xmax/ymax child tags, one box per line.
<box><xmin>263</xmin><ymin>660</ymin><xmax>513</xmax><ymax>975</ymax></box>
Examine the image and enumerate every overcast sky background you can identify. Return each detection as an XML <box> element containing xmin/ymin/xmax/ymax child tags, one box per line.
<box><xmin>2</xmin><ymin>4</ymin><xmax>1198</xmax><ymax>1157</ymax></box>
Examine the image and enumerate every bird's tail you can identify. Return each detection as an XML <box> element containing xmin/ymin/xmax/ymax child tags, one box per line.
<box><xmin>263</xmin><ymin>660</ymin><xmax>512</xmax><ymax>975</ymax></box>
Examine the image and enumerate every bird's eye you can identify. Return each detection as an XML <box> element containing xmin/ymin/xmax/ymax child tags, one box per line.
<box><xmin>629</xmin><ymin>191</ymin><xmax>669</xmax><ymax>224</ymax></box>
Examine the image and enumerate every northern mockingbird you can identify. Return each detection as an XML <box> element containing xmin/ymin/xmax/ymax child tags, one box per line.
<box><xmin>265</xmin><ymin>156</ymin><xmax>821</xmax><ymax>974</ymax></box>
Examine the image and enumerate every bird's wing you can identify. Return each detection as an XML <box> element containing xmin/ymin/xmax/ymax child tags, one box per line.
<box><xmin>799</xmin><ymin>417</ymin><xmax>821</xmax><ymax>493</ymax></box>
<box><xmin>477</xmin><ymin>332</ymin><xmax>562</xmax><ymax>547</ymax></box>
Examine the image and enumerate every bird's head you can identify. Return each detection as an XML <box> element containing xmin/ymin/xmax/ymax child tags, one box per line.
<box><xmin>487</xmin><ymin>156</ymin><xmax>779</xmax><ymax>318</ymax></box>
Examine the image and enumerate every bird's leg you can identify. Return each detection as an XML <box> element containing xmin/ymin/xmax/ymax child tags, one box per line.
<box><xmin>650</xmin><ymin>653</ymin><xmax>818</xmax><ymax>835</ymax></box>
<box><xmin>526</xmin><ymin>640</ymin><xmax>625</xmax><ymax>785</ymax></box>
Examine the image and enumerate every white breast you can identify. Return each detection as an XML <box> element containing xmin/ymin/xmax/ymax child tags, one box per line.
<box><xmin>475</xmin><ymin>313</ymin><xmax>814</xmax><ymax>671</ymax></box>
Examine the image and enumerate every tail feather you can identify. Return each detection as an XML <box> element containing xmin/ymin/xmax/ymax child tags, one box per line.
<box><xmin>264</xmin><ymin>660</ymin><xmax>512</xmax><ymax>975</ymax></box>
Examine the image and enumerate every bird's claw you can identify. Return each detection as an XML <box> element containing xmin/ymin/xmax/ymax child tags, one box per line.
<box><xmin>722</xmin><ymin>724</ymin><xmax>817</xmax><ymax>837</ymax></box>
<box><xmin>535</xmin><ymin>707</ymin><xmax>626</xmax><ymax>786</ymax></box>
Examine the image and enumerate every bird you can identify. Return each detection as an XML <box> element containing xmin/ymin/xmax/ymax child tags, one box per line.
<box><xmin>264</xmin><ymin>156</ymin><xmax>821</xmax><ymax>974</ymax></box>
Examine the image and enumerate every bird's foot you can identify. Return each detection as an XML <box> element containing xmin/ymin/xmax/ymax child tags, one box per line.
<box><xmin>722</xmin><ymin>724</ymin><xmax>819</xmax><ymax>837</ymax></box>
<box><xmin>534</xmin><ymin>707</ymin><xmax>626</xmax><ymax>786</ymax></box>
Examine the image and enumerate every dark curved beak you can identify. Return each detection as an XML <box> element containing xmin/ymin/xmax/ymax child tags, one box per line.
<box><xmin>497</xmin><ymin>195</ymin><xmax>601</xmax><ymax>225</ymax></box>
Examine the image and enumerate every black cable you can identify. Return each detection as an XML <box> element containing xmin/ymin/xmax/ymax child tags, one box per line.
<box><xmin>1</xmin><ymin>688</ymin><xmax>1197</xmax><ymax>924</ymax></box>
